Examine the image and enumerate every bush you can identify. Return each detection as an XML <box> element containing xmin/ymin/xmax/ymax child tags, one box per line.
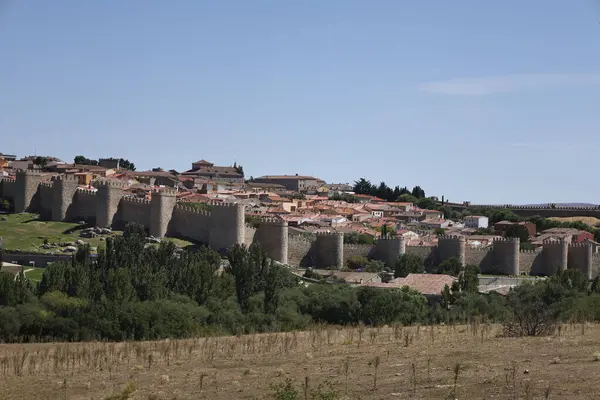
<box><xmin>346</xmin><ymin>256</ymin><xmax>369</xmax><ymax>270</ymax></box>
<box><xmin>502</xmin><ymin>281</ymin><xmax>575</xmax><ymax>337</ymax></box>
<box><xmin>395</xmin><ymin>253</ymin><xmax>424</xmax><ymax>278</ymax></box>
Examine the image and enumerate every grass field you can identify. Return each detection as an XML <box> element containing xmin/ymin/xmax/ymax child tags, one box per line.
<box><xmin>550</xmin><ymin>216</ymin><xmax>600</xmax><ymax>227</ymax></box>
<box><xmin>1</xmin><ymin>323</ymin><xmax>600</xmax><ymax>399</ymax></box>
<box><xmin>0</xmin><ymin>213</ymin><xmax>193</xmax><ymax>253</ymax></box>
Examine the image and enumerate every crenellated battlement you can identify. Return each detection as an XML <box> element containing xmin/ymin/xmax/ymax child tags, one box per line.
<box><xmin>493</xmin><ymin>237</ymin><xmax>520</xmax><ymax>243</ymax></box>
<box><xmin>438</xmin><ymin>234</ymin><xmax>466</xmax><ymax>241</ymax></box>
<box><xmin>52</xmin><ymin>174</ymin><xmax>78</xmax><ymax>182</ymax></box>
<box><xmin>259</xmin><ymin>216</ymin><xmax>287</xmax><ymax>225</ymax></box>
<box><xmin>543</xmin><ymin>238</ymin><xmax>568</xmax><ymax>245</ymax></box>
<box><xmin>39</xmin><ymin>182</ymin><xmax>54</xmax><ymax>188</ymax></box>
<box><xmin>174</xmin><ymin>204</ymin><xmax>211</xmax><ymax>216</ymax></box>
<box><xmin>76</xmin><ymin>188</ymin><xmax>97</xmax><ymax>196</ymax></box>
<box><xmin>1</xmin><ymin>177</ymin><xmax>16</xmax><ymax>184</ymax></box>
<box><xmin>569</xmin><ymin>242</ymin><xmax>592</xmax><ymax>249</ymax></box>
<box><xmin>208</xmin><ymin>200</ymin><xmax>240</xmax><ymax>208</ymax></box>
<box><xmin>152</xmin><ymin>187</ymin><xmax>177</xmax><ymax>196</ymax></box>
<box><xmin>519</xmin><ymin>249</ymin><xmax>539</xmax><ymax>254</ymax></box>
<box><xmin>121</xmin><ymin>196</ymin><xmax>151</xmax><ymax>205</ymax></box>
<box><xmin>93</xmin><ymin>179</ymin><xmax>123</xmax><ymax>188</ymax></box>
<box><xmin>15</xmin><ymin>170</ymin><xmax>42</xmax><ymax>177</ymax></box>
<box><xmin>315</xmin><ymin>231</ymin><xmax>344</xmax><ymax>236</ymax></box>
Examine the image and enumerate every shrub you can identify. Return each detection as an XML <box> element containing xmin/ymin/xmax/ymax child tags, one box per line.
<box><xmin>346</xmin><ymin>256</ymin><xmax>369</xmax><ymax>270</ymax></box>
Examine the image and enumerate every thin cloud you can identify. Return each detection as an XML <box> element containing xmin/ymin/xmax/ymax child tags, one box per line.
<box><xmin>419</xmin><ymin>73</ymin><xmax>600</xmax><ymax>95</ymax></box>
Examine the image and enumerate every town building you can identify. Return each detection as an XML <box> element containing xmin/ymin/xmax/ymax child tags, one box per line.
<box><xmin>252</xmin><ymin>175</ymin><xmax>324</xmax><ymax>192</ymax></box>
<box><xmin>181</xmin><ymin>159</ymin><xmax>244</xmax><ymax>183</ymax></box>
<box><xmin>494</xmin><ymin>221</ymin><xmax>537</xmax><ymax>237</ymax></box>
<box><xmin>464</xmin><ymin>215</ymin><xmax>489</xmax><ymax>229</ymax></box>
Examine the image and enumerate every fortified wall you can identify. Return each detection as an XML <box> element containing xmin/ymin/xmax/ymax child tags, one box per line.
<box><xmin>0</xmin><ymin>171</ymin><xmax>247</xmax><ymax>253</ymax></box>
<box><xmin>2</xmin><ymin>171</ymin><xmax>600</xmax><ymax>276</ymax></box>
<box><xmin>446</xmin><ymin>202</ymin><xmax>600</xmax><ymax>219</ymax></box>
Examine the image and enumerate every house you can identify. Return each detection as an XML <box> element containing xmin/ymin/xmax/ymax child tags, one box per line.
<box><xmin>464</xmin><ymin>215</ymin><xmax>489</xmax><ymax>229</ymax></box>
<box><xmin>0</xmin><ymin>153</ymin><xmax>17</xmax><ymax>162</ymax></box>
<box><xmin>420</xmin><ymin>219</ymin><xmax>452</xmax><ymax>229</ymax></box>
<box><xmin>387</xmin><ymin>202</ymin><xmax>414</xmax><ymax>212</ymax></box>
<box><xmin>133</xmin><ymin>170</ymin><xmax>179</xmax><ymax>187</ymax></box>
<box><xmin>252</xmin><ymin>175</ymin><xmax>325</xmax><ymax>192</ymax></box>
<box><xmin>536</xmin><ymin>228</ymin><xmax>594</xmax><ymax>243</ymax></box>
<box><xmin>182</xmin><ymin>159</ymin><xmax>244</xmax><ymax>183</ymax></box>
<box><xmin>422</xmin><ymin>210</ymin><xmax>443</xmax><ymax>220</ymax></box>
<box><xmin>494</xmin><ymin>221</ymin><xmax>537</xmax><ymax>237</ymax></box>
<box><xmin>465</xmin><ymin>235</ymin><xmax>501</xmax><ymax>248</ymax></box>
<box><xmin>396</xmin><ymin>229</ymin><xmax>420</xmax><ymax>240</ymax></box>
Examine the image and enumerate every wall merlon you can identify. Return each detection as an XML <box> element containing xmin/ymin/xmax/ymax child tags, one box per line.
<box><xmin>493</xmin><ymin>237</ymin><xmax>520</xmax><ymax>243</ymax></box>
<box><xmin>569</xmin><ymin>243</ymin><xmax>592</xmax><ymax>249</ymax></box>
<box><xmin>93</xmin><ymin>180</ymin><xmax>123</xmax><ymax>188</ymax></box>
<box><xmin>438</xmin><ymin>234</ymin><xmax>466</xmax><ymax>241</ymax></box>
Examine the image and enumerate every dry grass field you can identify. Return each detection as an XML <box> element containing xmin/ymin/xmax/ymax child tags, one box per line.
<box><xmin>549</xmin><ymin>216</ymin><xmax>600</xmax><ymax>227</ymax></box>
<box><xmin>3</xmin><ymin>323</ymin><xmax>600</xmax><ymax>399</ymax></box>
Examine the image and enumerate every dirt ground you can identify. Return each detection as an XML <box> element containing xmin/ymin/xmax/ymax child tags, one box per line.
<box><xmin>2</xmin><ymin>323</ymin><xmax>600</xmax><ymax>399</ymax></box>
<box><xmin>549</xmin><ymin>216</ymin><xmax>600</xmax><ymax>227</ymax></box>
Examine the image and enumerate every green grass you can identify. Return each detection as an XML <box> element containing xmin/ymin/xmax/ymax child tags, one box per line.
<box><xmin>24</xmin><ymin>267</ymin><xmax>45</xmax><ymax>283</ymax></box>
<box><xmin>0</xmin><ymin>213</ymin><xmax>194</xmax><ymax>253</ymax></box>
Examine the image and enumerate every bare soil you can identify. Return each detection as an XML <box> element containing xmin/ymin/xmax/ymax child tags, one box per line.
<box><xmin>1</xmin><ymin>323</ymin><xmax>600</xmax><ymax>399</ymax></box>
<box><xmin>549</xmin><ymin>216</ymin><xmax>600</xmax><ymax>227</ymax></box>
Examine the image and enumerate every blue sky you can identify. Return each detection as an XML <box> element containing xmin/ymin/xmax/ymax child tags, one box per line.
<box><xmin>2</xmin><ymin>0</ymin><xmax>600</xmax><ymax>204</ymax></box>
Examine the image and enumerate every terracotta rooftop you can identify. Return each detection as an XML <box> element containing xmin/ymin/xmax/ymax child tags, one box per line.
<box><xmin>364</xmin><ymin>273</ymin><xmax>456</xmax><ymax>296</ymax></box>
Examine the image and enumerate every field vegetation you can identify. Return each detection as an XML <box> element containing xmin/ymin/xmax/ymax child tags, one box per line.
<box><xmin>4</xmin><ymin>222</ymin><xmax>600</xmax><ymax>398</ymax></box>
<box><xmin>0</xmin><ymin>213</ymin><xmax>192</xmax><ymax>253</ymax></box>
<box><xmin>2</xmin><ymin>322</ymin><xmax>600</xmax><ymax>399</ymax></box>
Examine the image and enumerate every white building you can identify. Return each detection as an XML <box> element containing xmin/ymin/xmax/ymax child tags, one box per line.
<box><xmin>464</xmin><ymin>215</ymin><xmax>489</xmax><ymax>229</ymax></box>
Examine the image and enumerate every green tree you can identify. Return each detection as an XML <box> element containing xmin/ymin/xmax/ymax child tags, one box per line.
<box><xmin>395</xmin><ymin>253</ymin><xmax>425</xmax><ymax>278</ymax></box>
<box><xmin>416</xmin><ymin>197</ymin><xmax>436</xmax><ymax>210</ymax></box>
<box><xmin>397</xmin><ymin>193</ymin><xmax>418</xmax><ymax>203</ymax></box>
<box><xmin>505</xmin><ymin>224</ymin><xmax>530</xmax><ymax>243</ymax></box>
<box><xmin>459</xmin><ymin>264</ymin><xmax>480</xmax><ymax>293</ymax></box>
<box><xmin>436</xmin><ymin>257</ymin><xmax>462</xmax><ymax>276</ymax></box>
<box><xmin>227</xmin><ymin>243</ymin><xmax>270</xmax><ymax>313</ymax></box>
<box><xmin>411</xmin><ymin>186</ymin><xmax>426</xmax><ymax>199</ymax></box>
<box><xmin>353</xmin><ymin>178</ymin><xmax>373</xmax><ymax>195</ymax></box>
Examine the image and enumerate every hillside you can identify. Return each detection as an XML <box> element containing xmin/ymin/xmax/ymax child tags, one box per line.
<box><xmin>1</xmin><ymin>323</ymin><xmax>600</xmax><ymax>399</ymax></box>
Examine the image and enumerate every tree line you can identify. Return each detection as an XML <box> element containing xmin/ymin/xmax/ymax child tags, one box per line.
<box><xmin>353</xmin><ymin>178</ymin><xmax>426</xmax><ymax>202</ymax></box>
<box><xmin>74</xmin><ymin>155</ymin><xmax>136</xmax><ymax>171</ymax></box>
<box><xmin>2</xmin><ymin>225</ymin><xmax>599</xmax><ymax>342</ymax></box>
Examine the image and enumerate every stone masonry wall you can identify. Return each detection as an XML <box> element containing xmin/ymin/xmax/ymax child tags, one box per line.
<box><xmin>72</xmin><ymin>190</ymin><xmax>98</xmax><ymax>220</ymax></box>
<box><xmin>254</xmin><ymin>218</ymin><xmax>288</xmax><ymax>264</ymax></box>
<box><xmin>288</xmin><ymin>235</ymin><xmax>315</xmax><ymax>267</ymax></box>
<box><xmin>120</xmin><ymin>197</ymin><xmax>151</xmax><ymax>228</ymax></box>
<box><xmin>244</xmin><ymin>225</ymin><xmax>257</xmax><ymax>246</ymax></box>
<box><xmin>39</xmin><ymin>182</ymin><xmax>54</xmax><ymax>216</ymax></box>
<box><xmin>171</xmin><ymin>205</ymin><xmax>211</xmax><ymax>244</ymax></box>
<box><xmin>0</xmin><ymin>178</ymin><xmax>16</xmax><ymax>200</ymax></box>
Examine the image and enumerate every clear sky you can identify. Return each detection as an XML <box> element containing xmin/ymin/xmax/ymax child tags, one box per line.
<box><xmin>2</xmin><ymin>0</ymin><xmax>600</xmax><ymax>204</ymax></box>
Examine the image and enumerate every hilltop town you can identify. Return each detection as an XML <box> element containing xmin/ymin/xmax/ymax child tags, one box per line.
<box><xmin>2</xmin><ymin>152</ymin><xmax>600</xmax><ymax>293</ymax></box>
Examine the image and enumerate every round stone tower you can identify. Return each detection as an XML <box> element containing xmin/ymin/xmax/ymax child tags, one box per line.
<box><xmin>492</xmin><ymin>237</ymin><xmax>520</xmax><ymax>275</ymax></box>
<box><xmin>150</xmin><ymin>188</ymin><xmax>177</xmax><ymax>238</ymax></box>
<box><xmin>209</xmin><ymin>202</ymin><xmax>246</xmax><ymax>253</ymax></box>
<box><xmin>437</xmin><ymin>235</ymin><xmax>466</xmax><ymax>266</ymax></box>
<box><xmin>315</xmin><ymin>232</ymin><xmax>344</xmax><ymax>269</ymax></box>
<box><xmin>52</xmin><ymin>175</ymin><xmax>79</xmax><ymax>221</ymax></box>
<box><xmin>257</xmin><ymin>217</ymin><xmax>289</xmax><ymax>264</ymax></box>
<box><xmin>95</xmin><ymin>180</ymin><xmax>123</xmax><ymax>228</ymax></box>
<box><xmin>14</xmin><ymin>170</ymin><xmax>43</xmax><ymax>213</ymax></box>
